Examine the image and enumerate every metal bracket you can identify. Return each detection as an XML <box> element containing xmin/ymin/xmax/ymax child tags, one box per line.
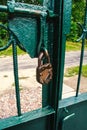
<box><xmin>7</xmin><ymin>0</ymin><xmax>15</xmax><ymax>13</ymax></box>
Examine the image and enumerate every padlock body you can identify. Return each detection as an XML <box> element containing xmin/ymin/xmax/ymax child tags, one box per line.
<box><xmin>36</xmin><ymin>63</ymin><xmax>52</xmax><ymax>84</ymax></box>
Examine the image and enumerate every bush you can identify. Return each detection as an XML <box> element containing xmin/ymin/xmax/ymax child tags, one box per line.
<box><xmin>67</xmin><ymin>0</ymin><xmax>86</xmax><ymax>41</ymax></box>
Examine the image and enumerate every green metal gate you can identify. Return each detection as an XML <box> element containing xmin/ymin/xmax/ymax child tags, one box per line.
<box><xmin>0</xmin><ymin>0</ymin><xmax>87</xmax><ymax>130</ymax></box>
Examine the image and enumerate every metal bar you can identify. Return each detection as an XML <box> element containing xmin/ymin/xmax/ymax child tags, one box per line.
<box><xmin>12</xmin><ymin>39</ymin><xmax>21</xmax><ymax>116</ymax></box>
<box><xmin>0</xmin><ymin>5</ymin><xmax>47</xmax><ymax>16</ymax></box>
<box><xmin>76</xmin><ymin>1</ymin><xmax>87</xmax><ymax>97</ymax></box>
<box><xmin>76</xmin><ymin>37</ymin><xmax>85</xmax><ymax>97</ymax></box>
<box><xmin>0</xmin><ymin>5</ymin><xmax>7</xmax><ymax>12</ymax></box>
<box><xmin>0</xmin><ymin>106</ymin><xmax>55</xmax><ymax>130</ymax></box>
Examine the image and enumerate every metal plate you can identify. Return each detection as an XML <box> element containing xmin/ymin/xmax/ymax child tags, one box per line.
<box><xmin>9</xmin><ymin>17</ymin><xmax>39</xmax><ymax>57</ymax></box>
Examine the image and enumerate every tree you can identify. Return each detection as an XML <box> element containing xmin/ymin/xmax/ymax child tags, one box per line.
<box><xmin>67</xmin><ymin>0</ymin><xmax>86</xmax><ymax>41</ymax></box>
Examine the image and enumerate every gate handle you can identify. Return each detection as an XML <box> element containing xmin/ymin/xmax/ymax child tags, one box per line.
<box><xmin>60</xmin><ymin>113</ymin><xmax>75</xmax><ymax>130</ymax></box>
<box><xmin>62</xmin><ymin>113</ymin><xmax>75</xmax><ymax>122</ymax></box>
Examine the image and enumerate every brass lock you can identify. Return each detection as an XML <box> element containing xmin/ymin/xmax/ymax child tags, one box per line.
<box><xmin>36</xmin><ymin>50</ymin><xmax>52</xmax><ymax>85</ymax></box>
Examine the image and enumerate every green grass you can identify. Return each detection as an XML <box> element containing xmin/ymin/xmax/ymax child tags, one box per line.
<box><xmin>0</xmin><ymin>45</ymin><xmax>26</xmax><ymax>56</ymax></box>
<box><xmin>0</xmin><ymin>41</ymin><xmax>87</xmax><ymax>56</ymax></box>
<box><xmin>65</xmin><ymin>65</ymin><xmax>87</xmax><ymax>77</ymax></box>
<box><xmin>66</xmin><ymin>40</ymin><xmax>87</xmax><ymax>51</ymax></box>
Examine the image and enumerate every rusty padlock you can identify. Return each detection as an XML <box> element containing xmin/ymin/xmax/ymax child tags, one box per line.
<box><xmin>36</xmin><ymin>49</ymin><xmax>52</xmax><ymax>85</ymax></box>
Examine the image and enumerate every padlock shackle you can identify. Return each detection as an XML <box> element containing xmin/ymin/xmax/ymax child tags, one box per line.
<box><xmin>38</xmin><ymin>49</ymin><xmax>50</xmax><ymax>67</ymax></box>
<box><xmin>38</xmin><ymin>52</ymin><xmax>44</xmax><ymax>67</ymax></box>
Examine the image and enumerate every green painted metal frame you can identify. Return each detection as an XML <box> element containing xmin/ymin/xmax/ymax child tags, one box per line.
<box><xmin>76</xmin><ymin>0</ymin><xmax>87</xmax><ymax>96</ymax></box>
<box><xmin>0</xmin><ymin>0</ymin><xmax>87</xmax><ymax>130</ymax></box>
<box><xmin>58</xmin><ymin>93</ymin><xmax>87</xmax><ymax>130</ymax></box>
<box><xmin>0</xmin><ymin>0</ymin><xmax>72</xmax><ymax>129</ymax></box>
<box><xmin>0</xmin><ymin>106</ymin><xmax>55</xmax><ymax>129</ymax></box>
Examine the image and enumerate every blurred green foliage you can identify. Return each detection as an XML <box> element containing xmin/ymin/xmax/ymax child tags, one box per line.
<box><xmin>0</xmin><ymin>0</ymin><xmax>86</xmax><ymax>45</ymax></box>
<box><xmin>0</xmin><ymin>0</ymin><xmax>42</xmax><ymax>5</ymax></box>
<box><xmin>67</xmin><ymin>0</ymin><xmax>86</xmax><ymax>41</ymax></box>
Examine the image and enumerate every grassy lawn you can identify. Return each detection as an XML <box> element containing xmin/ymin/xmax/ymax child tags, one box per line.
<box><xmin>0</xmin><ymin>40</ymin><xmax>87</xmax><ymax>79</ymax></box>
<box><xmin>65</xmin><ymin>65</ymin><xmax>87</xmax><ymax>77</ymax></box>
<box><xmin>0</xmin><ymin>45</ymin><xmax>26</xmax><ymax>56</ymax></box>
<box><xmin>65</xmin><ymin>41</ymin><xmax>87</xmax><ymax>78</ymax></box>
<box><xmin>66</xmin><ymin>41</ymin><xmax>87</xmax><ymax>51</ymax></box>
<box><xmin>0</xmin><ymin>41</ymin><xmax>87</xmax><ymax>56</ymax></box>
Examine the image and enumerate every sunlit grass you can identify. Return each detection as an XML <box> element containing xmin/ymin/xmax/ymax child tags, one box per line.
<box><xmin>0</xmin><ymin>45</ymin><xmax>26</xmax><ymax>56</ymax></box>
<box><xmin>0</xmin><ymin>41</ymin><xmax>87</xmax><ymax>56</ymax></box>
<box><xmin>65</xmin><ymin>65</ymin><xmax>87</xmax><ymax>77</ymax></box>
<box><xmin>66</xmin><ymin>41</ymin><xmax>87</xmax><ymax>51</ymax></box>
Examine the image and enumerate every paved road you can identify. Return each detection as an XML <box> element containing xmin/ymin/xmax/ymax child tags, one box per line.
<box><xmin>0</xmin><ymin>51</ymin><xmax>87</xmax><ymax>71</ymax></box>
<box><xmin>65</xmin><ymin>51</ymin><xmax>87</xmax><ymax>68</ymax></box>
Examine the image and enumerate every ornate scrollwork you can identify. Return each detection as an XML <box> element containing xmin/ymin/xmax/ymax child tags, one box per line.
<box><xmin>77</xmin><ymin>22</ymin><xmax>87</xmax><ymax>42</ymax></box>
<box><xmin>0</xmin><ymin>24</ymin><xmax>13</xmax><ymax>51</ymax></box>
<box><xmin>0</xmin><ymin>23</ymin><xmax>26</xmax><ymax>52</ymax></box>
<box><xmin>77</xmin><ymin>1</ymin><xmax>87</xmax><ymax>42</ymax></box>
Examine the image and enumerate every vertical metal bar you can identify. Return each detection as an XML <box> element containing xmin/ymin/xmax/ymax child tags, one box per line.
<box><xmin>76</xmin><ymin>1</ymin><xmax>87</xmax><ymax>97</ymax></box>
<box><xmin>42</xmin><ymin>0</ymin><xmax>65</xmax><ymax>130</ymax></box>
<box><xmin>76</xmin><ymin>37</ymin><xmax>85</xmax><ymax>97</ymax></box>
<box><xmin>12</xmin><ymin>39</ymin><xmax>21</xmax><ymax>116</ymax></box>
<box><xmin>42</xmin><ymin>0</ymin><xmax>53</xmax><ymax>108</ymax></box>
